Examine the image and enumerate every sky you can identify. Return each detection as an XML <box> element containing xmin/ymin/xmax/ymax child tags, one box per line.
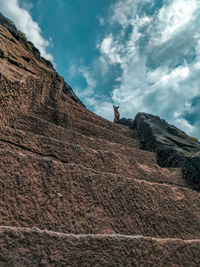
<box><xmin>0</xmin><ymin>0</ymin><xmax>200</xmax><ymax>138</ymax></box>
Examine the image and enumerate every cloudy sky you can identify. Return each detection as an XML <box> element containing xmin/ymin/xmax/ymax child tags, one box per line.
<box><xmin>0</xmin><ymin>0</ymin><xmax>200</xmax><ymax>138</ymax></box>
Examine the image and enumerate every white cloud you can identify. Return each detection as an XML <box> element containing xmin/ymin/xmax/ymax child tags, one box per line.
<box><xmin>154</xmin><ymin>0</ymin><xmax>199</xmax><ymax>44</ymax></box>
<box><xmin>0</xmin><ymin>0</ymin><xmax>53</xmax><ymax>61</ymax></box>
<box><xmin>100</xmin><ymin>34</ymin><xmax>122</xmax><ymax>64</ymax></box>
<box><xmin>98</xmin><ymin>17</ymin><xmax>105</xmax><ymax>26</ymax></box>
<box><xmin>98</xmin><ymin>56</ymin><xmax>109</xmax><ymax>75</ymax></box>
<box><xmin>68</xmin><ymin>64</ymin><xmax>77</xmax><ymax>79</ymax></box>
<box><xmin>110</xmin><ymin>0</ymin><xmax>152</xmax><ymax>28</ymax></box>
<box><xmin>78</xmin><ymin>67</ymin><xmax>97</xmax><ymax>98</ymax></box>
<box><xmin>175</xmin><ymin>118</ymin><xmax>195</xmax><ymax>135</ymax></box>
<box><xmin>153</xmin><ymin>65</ymin><xmax>190</xmax><ymax>89</ymax></box>
<box><xmin>93</xmin><ymin>101</ymin><xmax>114</xmax><ymax>121</ymax></box>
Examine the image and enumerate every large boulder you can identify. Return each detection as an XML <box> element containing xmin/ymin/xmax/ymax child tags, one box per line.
<box><xmin>133</xmin><ymin>112</ymin><xmax>200</xmax><ymax>190</ymax></box>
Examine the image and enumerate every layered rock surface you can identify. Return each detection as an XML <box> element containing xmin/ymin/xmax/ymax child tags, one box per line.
<box><xmin>0</xmin><ymin>15</ymin><xmax>200</xmax><ymax>266</ymax></box>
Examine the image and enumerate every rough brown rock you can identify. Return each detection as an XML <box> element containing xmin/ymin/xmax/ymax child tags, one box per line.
<box><xmin>1</xmin><ymin>226</ymin><xmax>200</xmax><ymax>267</ymax></box>
<box><xmin>0</xmin><ymin>14</ymin><xmax>200</xmax><ymax>266</ymax></box>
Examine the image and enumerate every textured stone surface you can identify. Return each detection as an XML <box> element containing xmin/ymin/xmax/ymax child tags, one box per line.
<box><xmin>1</xmin><ymin>227</ymin><xmax>200</xmax><ymax>267</ymax></box>
<box><xmin>133</xmin><ymin>112</ymin><xmax>200</xmax><ymax>190</ymax></box>
<box><xmin>1</xmin><ymin>147</ymin><xmax>199</xmax><ymax>238</ymax></box>
<box><xmin>0</xmin><ymin>13</ymin><xmax>200</xmax><ymax>266</ymax></box>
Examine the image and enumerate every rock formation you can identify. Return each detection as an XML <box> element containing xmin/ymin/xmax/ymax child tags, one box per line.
<box><xmin>132</xmin><ymin>113</ymin><xmax>200</xmax><ymax>191</ymax></box>
<box><xmin>0</xmin><ymin>14</ymin><xmax>200</xmax><ymax>266</ymax></box>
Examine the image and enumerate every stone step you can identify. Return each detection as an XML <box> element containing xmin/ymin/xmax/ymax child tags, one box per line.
<box><xmin>0</xmin><ymin>126</ymin><xmax>183</xmax><ymax>182</ymax></box>
<box><xmin>56</xmin><ymin>96</ymin><xmax>135</xmax><ymax>138</ymax></box>
<box><xmin>1</xmin><ymin>226</ymin><xmax>200</xmax><ymax>267</ymax></box>
<box><xmin>17</xmin><ymin>113</ymin><xmax>136</xmax><ymax>149</ymax></box>
<box><xmin>33</xmin><ymin>104</ymin><xmax>136</xmax><ymax>140</ymax></box>
<box><xmin>1</xmin><ymin>149</ymin><xmax>198</xmax><ymax>240</ymax></box>
<box><xmin>14</xmin><ymin>115</ymin><xmax>138</xmax><ymax>149</ymax></box>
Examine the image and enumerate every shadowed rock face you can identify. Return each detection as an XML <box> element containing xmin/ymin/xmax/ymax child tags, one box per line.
<box><xmin>132</xmin><ymin>112</ymin><xmax>200</xmax><ymax>191</ymax></box>
<box><xmin>0</xmin><ymin>13</ymin><xmax>200</xmax><ymax>266</ymax></box>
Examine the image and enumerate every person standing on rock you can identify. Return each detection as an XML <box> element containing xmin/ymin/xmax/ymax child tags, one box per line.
<box><xmin>113</xmin><ymin>105</ymin><xmax>120</xmax><ymax>123</ymax></box>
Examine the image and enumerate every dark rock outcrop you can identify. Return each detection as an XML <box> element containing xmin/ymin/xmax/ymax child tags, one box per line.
<box><xmin>133</xmin><ymin>112</ymin><xmax>200</xmax><ymax>190</ymax></box>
